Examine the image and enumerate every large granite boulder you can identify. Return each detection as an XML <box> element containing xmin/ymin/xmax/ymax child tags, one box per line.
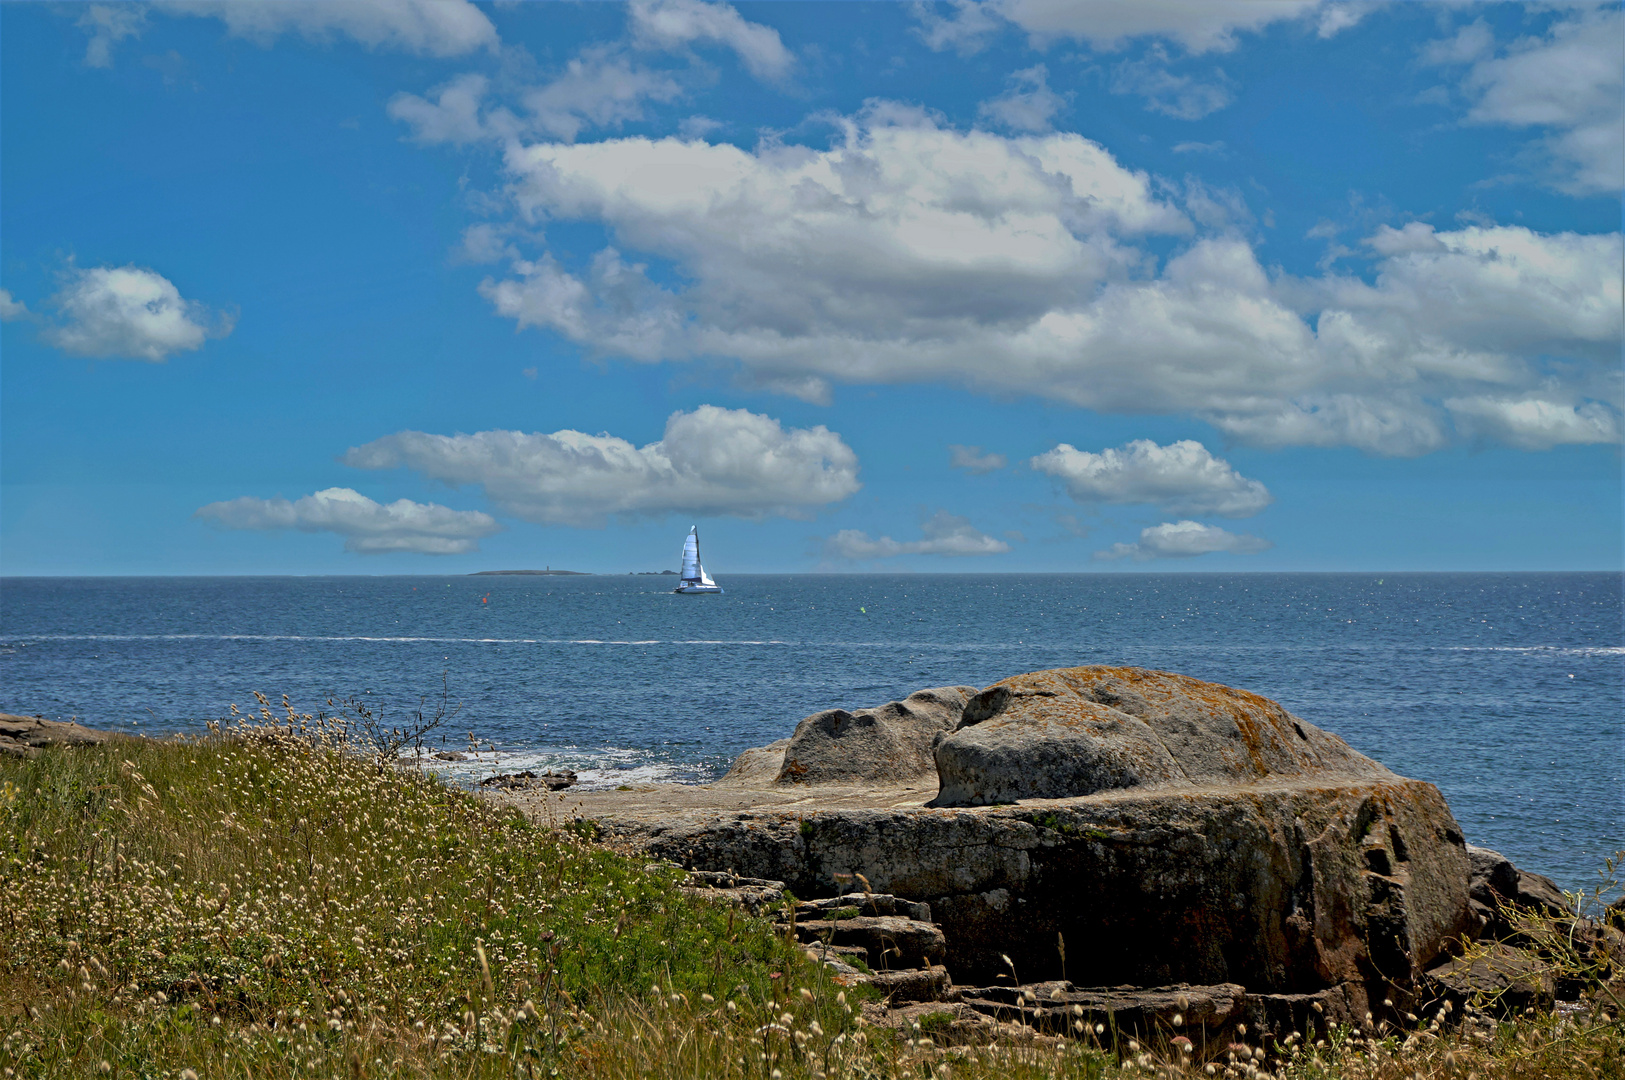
<box><xmin>582</xmin><ymin>667</ymin><xmax>1474</xmax><ymax>1004</ymax></box>
<box><xmin>932</xmin><ymin>667</ymin><xmax>1391</xmax><ymax>806</ymax></box>
<box><xmin>718</xmin><ymin>686</ymin><xmax>976</xmax><ymax>787</ymax></box>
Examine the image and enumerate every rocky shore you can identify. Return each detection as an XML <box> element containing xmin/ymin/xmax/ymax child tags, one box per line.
<box><xmin>0</xmin><ymin>712</ymin><xmax>120</xmax><ymax>758</ymax></box>
<box><xmin>494</xmin><ymin>666</ymin><xmax>1623</xmax><ymax>1044</ymax></box>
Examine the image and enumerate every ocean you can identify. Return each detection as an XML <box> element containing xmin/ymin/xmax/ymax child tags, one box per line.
<box><xmin>2</xmin><ymin>572</ymin><xmax>1620</xmax><ymax>893</ymax></box>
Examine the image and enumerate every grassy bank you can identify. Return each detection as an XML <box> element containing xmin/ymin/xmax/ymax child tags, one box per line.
<box><xmin>1</xmin><ymin>711</ymin><xmax>1620</xmax><ymax>1079</ymax></box>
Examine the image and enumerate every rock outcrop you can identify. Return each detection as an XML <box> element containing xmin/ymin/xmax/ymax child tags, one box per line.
<box><xmin>634</xmin><ymin>776</ymin><xmax>1470</xmax><ymax>995</ymax></box>
<box><xmin>1465</xmin><ymin>844</ymin><xmax>1572</xmax><ymax>935</ymax></box>
<box><xmin>544</xmin><ymin>667</ymin><xmax>1478</xmax><ymax>1023</ymax></box>
<box><xmin>931</xmin><ymin>667</ymin><xmax>1392</xmax><ymax>806</ymax></box>
<box><xmin>716</xmin><ymin>686</ymin><xmax>977</xmax><ymax>787</ymax></box>
<box><xmin>0</xmin><ymin>713</ymin><xmax>114</xmax><ymax>759</ymax></box>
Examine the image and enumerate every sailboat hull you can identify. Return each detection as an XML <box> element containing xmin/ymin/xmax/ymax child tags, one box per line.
<box><xmin>673</xmin><ymin>583</ymin><xmax>723</xmax><ymax>594</ymax></box>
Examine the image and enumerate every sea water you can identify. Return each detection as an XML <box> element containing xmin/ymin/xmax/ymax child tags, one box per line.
<box><xmin>2</xmin><ymin>572</ymin><xmax>1620</xmax><ymax>892</ymax></box>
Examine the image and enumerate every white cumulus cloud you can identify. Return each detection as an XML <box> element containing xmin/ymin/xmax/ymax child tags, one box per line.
<box><xmin>0</xmin><ymin>289</ymin><xmax>29</xmax><ymax>322</ymax></box>
<box><xmin>1030</xmin><ymin>439</ymin><xmax>1271</xmax><ymax>517</ymax></box>
<box><xmin>910</xmin><ymin>0</ymin><xmax>1004</xmax><ymax>55</ymax></box>
<box><xmin>1428</xmin><ymin>7</ymin><xmax>1623</xmax><ymax>195</ymax></box>
<box><xmin>343</xmin><ymin>405</ymin><xmax>860</xmax><ymax>527</ymax></box>
<box><xmin>520</xmin><ymin>47</ymin><xmax>685</xmax><ymax>142</ymax></box>
<box><xmin>77</xmin><ymin>4</ymin><xmax>147</xmax><ymax>67</ymax></box>
<box><xmin>918</xmin><ymin>0</ymin><xmax>1349</xmax><ymax>55</ymax></box>
<box><xmin>474</xmin><ymin>108</ymin><xmax>1619</xmax><ymax>454</ymax></box>
<box><xmin>44</xmin><ymin>265</ymin><xmax>233</xmax><ymax>362</ymax></box>
<box><xmin>1109</xmin><ymin>47</ymin><xmax>1233</xmax><ymax>120</ymax></box>
<box><xmin>1095</xmin><ymin>519</ymin><xmax>1271</xmax><ymax>561</ymax></box>
<box><xmin>977</xmin><ymin>64</ymin><xmax>1068</xmax><ymax>132</ymax></box>
<box><xmin>1444</xmin><ymin>395</ymin><xmax>1620</xmax><ymax>450</ymax></box>
<box><xmin>196</xmin><ymin>488</ymin><xmax>502</xmax><ymax>555</ymax></box>
<box><xmin>629</xmin><ymin>0</ymin><xmax>794</xmax><ymax>81</ymax></box>
<box><xmin>388</xmin><ymin>48</ymin><xmax>690</xmax><ymax>147</ymax></box>
<box><xmin>167</xmin><ymin>0</ymin><xmax>498</xmax><ymax>57</ymax></box>
<box><xmin>824</xmin><ymin>510</ymin><xmax>1011</xmax><ymax>560</ymax></box>
<box><xmin>388</xmin><ymin>73</ymin><xmax>492</xmax><ymax>145</ymax></box>
<box><xmin>949</xmin><ymin>445</ymin><xmax>1008</xmax><ymax>474</ymax></box>
<box><xmin>387</xmin><ymin>0</ymin><xmax>788</xmax><ymax>148</ymax></box>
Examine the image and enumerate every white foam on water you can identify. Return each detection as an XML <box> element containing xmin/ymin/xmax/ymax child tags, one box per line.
<box><xmin>401</xmin><ymin>745</ymin><xmax>697</xmax><ymax>791</ymax></box>
<box><xmin>1443</xmin><ymin>646</ymin><xmax>1625</xmax><ymax>657</ymax></box>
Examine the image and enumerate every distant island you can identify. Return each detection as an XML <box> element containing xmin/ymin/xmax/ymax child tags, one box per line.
<box><xmin>634</xmin><ymin>570</ymin><xmax>679</xmax><ymax>575</ymax></box>
<box><xmin>469</xmin><ymin>569</ymin><xmax>591</xmax><ymax>576</ymax></box>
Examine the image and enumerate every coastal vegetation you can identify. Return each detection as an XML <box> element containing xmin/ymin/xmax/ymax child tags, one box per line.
<box><xmin>2</xmin><ymin>706</ymin><xmax>1620</xmax><ymax>1079</ymax></box>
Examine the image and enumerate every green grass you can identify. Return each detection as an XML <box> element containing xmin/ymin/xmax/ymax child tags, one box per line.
<box><xmin>0</xmin><ymin>714</ymin><xmax>836</xmax><ymax>1077</ymax></box>
<box><xmin>2</xmin><ymin>709</ymin><xmax>1621</xmax><ymax>1079</ymax></box>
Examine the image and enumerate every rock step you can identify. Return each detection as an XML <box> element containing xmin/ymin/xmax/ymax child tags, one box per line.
<box><xmin>679</xmin><ymin>870</ymin><xmax>786</xmax><ymax>914</ymax></box>
<box><xmin>804</xmin><ymin>942</ymin><xmax>870</xmax><ymax>962</ymax></box>
<box><xmin>796</xmin><ymin>893</ymin><xmax>932</xmax><ymax>923</ymax></box>
<box><xmin>959</xmin><ymin>981</ymin><xmax>1245</xmax><ymax>1035</ymax></box>
<box><xmin>788</xmin><ymin>914</ymin><xmax>947</xmax><ymax>970</ymax></box>
<box><xmin>868</xmin><ymin>965</ymin><xmax>952</xmax><ymax>1003</ymax></box>
<box><xmin>950</xmin><ymin>980</ymin><xmax>1367</xmax><ymax>1040</ymax></box>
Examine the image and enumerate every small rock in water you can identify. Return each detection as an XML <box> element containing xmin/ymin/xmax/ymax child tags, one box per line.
<box><xmin>538</xmin><ymin>769</ymin><xmax>578</xmax><ymax>790</ymax></box>
<box><xmin>479</xmin><ymin>769</ymin><xmax>577</xmax><ymax>791</ymax></box>
<box><xmin>432</xmin><ymin>750</ymin><xmax>467</xmax><ymax>761</ymax></box>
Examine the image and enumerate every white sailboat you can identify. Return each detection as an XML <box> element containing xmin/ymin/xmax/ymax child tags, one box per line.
<box><xmin>673</xmin><ymin>525</ymin><xmax>723</xmax><ymax>594</ymax></box>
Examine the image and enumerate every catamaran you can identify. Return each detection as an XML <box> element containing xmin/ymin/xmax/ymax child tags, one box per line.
<box><xmin>673</xmin><ymin>525</ymin><xmax>722</xmax><ymax>594</ymax></box>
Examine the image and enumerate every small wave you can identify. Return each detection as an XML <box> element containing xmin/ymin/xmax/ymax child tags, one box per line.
<box><xmin>401</xmin><ymin>745</ymin><xmax>703</xmax><ymax>791</ymax></box>
<box><xmin>1443</xmin><ymin>646</ymin><xmax>1625</xmax><ymax>657</ymax></box>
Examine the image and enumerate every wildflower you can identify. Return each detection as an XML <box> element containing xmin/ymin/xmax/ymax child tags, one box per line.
<box><xmin>180</xmin><ymin>1072</ymin><xmax>199</xmax><ymax>1080</ymax></box>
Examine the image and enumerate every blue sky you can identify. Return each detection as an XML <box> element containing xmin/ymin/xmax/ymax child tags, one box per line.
<box><xmin>2</xmin><ymin>0</ymin><xmax>1620</xmax><ymax>575</ymax></box>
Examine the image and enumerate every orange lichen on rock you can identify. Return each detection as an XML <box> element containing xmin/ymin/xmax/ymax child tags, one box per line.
<box><xmin>932</xmin><ymin>665</ymin><xmax>1392</xmax><ymax>807</ymax></box>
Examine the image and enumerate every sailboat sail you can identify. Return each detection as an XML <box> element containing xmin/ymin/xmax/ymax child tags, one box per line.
<box><xmin>680</xmin><ymin>529</ymin><xmax>701</xmax><ymax>582</ymax></box>
<box><xmin>675</xmin><ymin>526</ymin><xmax>721</xmax><ymax>593</ymax></box>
